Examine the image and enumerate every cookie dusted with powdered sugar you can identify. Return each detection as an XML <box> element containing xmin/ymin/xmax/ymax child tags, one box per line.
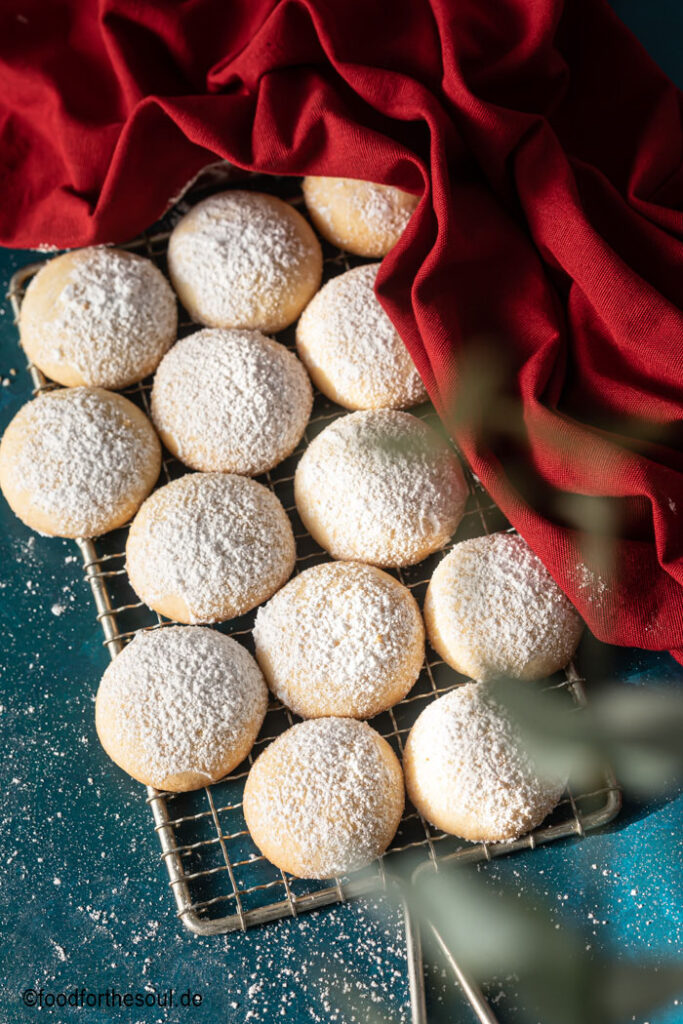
<box><xmin>96</xmin><ymin>626</ymin><xmax>268</xmax><ymax>792</ymax></box>
<box><xmin>302</xmin><ymin>176</ymin><xmax>419</xmax><ymax>257</ymax></box>
<box><xmin>253</xmin><ymin>561</ymin><xmax>425</xmax><ymax>718</ymax></box>
<box><xmin>243</xmin><ymin>717</ymin><xmax>404</xmax><ymax>879</ymax></box>
<box><xmin>0</xmin><ymin>387</ymin><xmax>160</xmax><ymax>538</ymax></box>
<box><xmin>424</xmin><ymin>533</ymin><xmax>583</xmax><ymax>681</ymax></box>
<box><xmin>294</xmin><ymin>410</ymin><xmax>467</xmax><ymax>567</ymax></box>
<box><xmin>167</xmin><ymin>191</ymin><xmax>322</xmax><ymax>333</ymax></box>
<box><xmin>403</xmin><ymin>682</ymin><xmax>566</xmax><ymax>841</ymax></box>
<box><xmin>296</xmin><ymin>263</ymin><xmax>427</xmax><ymax>410</ymax></box>
<box><xmin>126</xmin><ymin>473</ymin><xmax>295</xmax><ymax>624</ymax></box>
<box><xmin>150</xmin><ymin>328</ymin><xmax>313</xmax><ymax>475</ymax></box>
<box><xmin>19</xmin><ymin>247</ymin><xmax>177</xmax><ymax>389</ymax></box>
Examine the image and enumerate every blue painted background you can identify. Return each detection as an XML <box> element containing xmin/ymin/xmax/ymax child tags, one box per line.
<box><xmin>1</xmin><ymin>3</ymin><xmax>682</xmax><ymax>1021</ymax></box>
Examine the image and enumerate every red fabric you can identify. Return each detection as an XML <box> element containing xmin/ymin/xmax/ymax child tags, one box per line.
<box><xmin>2</xmin><ymin>0</ymin><xmax>683</xmax><ymax>661</ymax></box>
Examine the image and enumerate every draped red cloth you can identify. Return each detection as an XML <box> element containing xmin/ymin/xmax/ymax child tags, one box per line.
<box><xmin>2</xmin><ymin>0</ymin><xmax>683</xmax><ymax>661</ymax></box>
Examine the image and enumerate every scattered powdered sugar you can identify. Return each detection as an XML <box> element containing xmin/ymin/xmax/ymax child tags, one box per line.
<box><xmin>21</xmin><ymin>247</ymin><xmax>177</xmax><ymax>388</ymax></box>
<box><xmin>243</xmin><ymin>718</ymin><xmax>404</xmax><ymax>878</ymax></box>
<box><xmin>167</xmin><ymin>190</ymin><xmax>318</xmax><ymax>327</ymax></box>
<box><xmin>49</xmin><ymin>939</ymin><xmax>68</xmax><ymax>962</ymax></box>
<box><xmin>426</xmin><ymin>533</ymin><xmax>583</xmax><ymax>681</ymax></box>
<box><xmin>253</xmin><ymin>561</ymin><xmax>424</xmax><ymax>717</ymax></box>
<box><xmin>405</xmin><ymin>683</ymin><xmax>566</xmax><ymax>840</ymax></box>
<box><xmin>151</xmin><ymin>328</ymin><xmax>313</xmax><ymax>475</ymax></box>
<box><xmin>97</xmin><ymin>626</ymin><xmax>268</xmax><ymax>786</ymax></box>
<box><xmin>572</xmin><ymin>561</ymin><xmax>609</xmax><ymax>605</ymax></box>
<box><xmin>294</xmin><ymin>410</ymin><xmax>467</xmax><ymax>566</ymax></box>
<box><xmin>296</xmin><ymin>263</ymin><xmax>426</xmax><ymax>409</ymax></box>
<box><xmin>126</xmin><ymin>473</ymin><xmax>295</xmax><ymax>622</ymax></box>
<box><xmin>0</xmin><ymin>388</ymin><xmax>160</xmax><ymax>537</ymax></box>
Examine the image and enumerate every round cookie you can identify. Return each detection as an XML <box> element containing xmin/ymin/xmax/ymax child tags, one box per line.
<box><xmin>243</xmin><ymin>717</ymin><xmax>404</xmax><ymax>878</ymax></box>
<box><xmin>0</xmin><ymin>387</ymin><xmax>160</xmax><ymax>538</ymax></box>
<box><xmin>403</xmin><ymin>682</ymin><xmax>566</xmax><ymax>841</ymax></box>
<box><xmin>96</xmin><ymin>626</ymin><xmax>268</xmax><ymax>792</ymax></box>
<box><xmin>302</xmin><ymin>176</ymin><xmax>419</xmax><ymax>257</ymax></box>
<box><xmin>151</xmin><ymin>328</ymin><xmax>312</xmax><ymax>475</ymax></box>
<box><xmin>296</xmin><ymin>263</ymin><xmax>427</xmax><ymax>410</ymax></box>
<box><xmin>126</xmin><ymin>473</ymin><xmax>296</xmax><ymax>624</ymax></box>
<box><xmin>253</xmin><ymin>561</ymin><xmax>425</xmax><ymax>718</ymax></box>
<box><xmin>19</xmin><ymin>247</ymin><xmax>177</xmax><ymax>389</ymax></box>
<box><xmin>167</xmin><ymin>190</ymin><xmax>322</xmax><ymax>333</ymax></box>
<box><xmin>294</xmin><ymin>410</ymin><xmax>467</xmax><ymax>567</ymax></box>
<box><xmin>424</xmin><ymin>533</ymin><xmax>583</xmax><ymax>681</ymax></box>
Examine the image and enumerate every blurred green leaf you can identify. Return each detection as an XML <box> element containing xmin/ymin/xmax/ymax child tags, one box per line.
<box><xmin>487</xmin><ymin>677</ymin><xmax>683</xmax><ymax>798</ymax></box>
<box><xmin>387</xmin><ymin>862</ymin><xmax>683</xmax><ymax>1024</ymax></box>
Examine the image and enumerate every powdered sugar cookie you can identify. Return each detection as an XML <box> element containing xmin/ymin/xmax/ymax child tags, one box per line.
<box><xmin>0</xmin><ymin>387</ymin><xmax>160</xmax><ymax>538</ymax></box>
<box><xmin>243</xmin><ymin>717</ymin><xmax>404</xmax><ymax>878</ymax></box>
<box><xmin>167</xmin><ymin>191</ymin><xmax>322</xmax><ymax>332</ymax></box>
<box><xmin>296</xmin><ymin>263</ymin><xmax>427</xmax><ymax>410</ymax></box>
<box><xmin>150</xmin><ymin>328</ymin><xmax>312</xmax><ymax>475</ymax></box>
<box><xmin>126</xmin><ymin>473</ymin><xmax>295</xmax><ymax>624</ymax></box>
<box><xmin>302</xmin><ymin>176</ymin><xmax>419</xmax><ymax>257</ymax></box>
<box><xmin>424</xmin><ymin>533</ymin><xmax>583</xmax><ymax>681</ymax></box>
<box><xmin>96</xmin><ymin>626</ymin><xmax>268</xmax><ymax>792</ymax></box>
<box><xmin>294</xmin><ymin>410</ymin><xmax>467</xmax><ymax>567</ymax></box>
<box><xmin>403</xmin><ymin>682</ymin><xmax>566</xmax><ymax>841</ymax></box>
<box><xmin>19</xmin><ymin>247</ymin><xmax>177</xmax><ymax>389</ymax></box>
<box><xmin>253</xmin><ymin>561</ymin><xmax>425</xmax><ymax>718</ymax></box>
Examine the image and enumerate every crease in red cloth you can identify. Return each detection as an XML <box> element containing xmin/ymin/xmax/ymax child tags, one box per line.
<box><xmin>1</xmin><ymin>0</ymin><xmax>683</xmax><ymax>661</ymax></box>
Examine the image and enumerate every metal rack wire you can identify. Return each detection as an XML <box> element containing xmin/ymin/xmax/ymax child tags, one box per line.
<box><xmin>6</xmin><ymin>183</ymin><xmax>620</xmax><ymax>946</ymax></box>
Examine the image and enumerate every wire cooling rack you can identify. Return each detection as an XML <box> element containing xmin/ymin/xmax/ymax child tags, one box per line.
<box><xmin>6</xmin><ymin>180</ymin><xmax>621</xmax><ymax>941</ymax></box>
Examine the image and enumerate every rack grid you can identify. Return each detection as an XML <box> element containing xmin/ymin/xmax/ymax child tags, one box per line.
<box><xmin>6</xmin><ymin>181</ymin><xmax>620</xmax><ymax>940</ymax></box>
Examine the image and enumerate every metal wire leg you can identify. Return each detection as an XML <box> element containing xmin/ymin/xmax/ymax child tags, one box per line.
<box><xmin>428</xmin><ymin>922</ymin><xmax>501</xmax><ymax>1024</ymax></box>
<box><xmin>403</xmin><ymin>898</ymin><xmax>428</xmax><ymax>1024</ymax></box>
<box><xmin>403</xmin><ymin>891</ymin><xmax>500</xmax><ymax>1024</ymax></box>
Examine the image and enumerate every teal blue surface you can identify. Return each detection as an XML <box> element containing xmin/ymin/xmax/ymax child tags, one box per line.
<box><xmin>1</xmin><ymin>4</ymin><xmax>683</xmax><ymax>1021</ymax></box>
